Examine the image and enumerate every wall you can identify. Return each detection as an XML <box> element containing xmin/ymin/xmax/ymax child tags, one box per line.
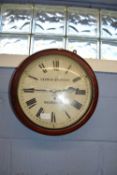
<box><xmin>0</xmin><ymin>0</ymin><xmax>117</xmax><ymax>174</ymax></box>
<box><xmin>0</xmin><ymin>67</ymin><xmax>117</xmax><ymax>175</ymax></box>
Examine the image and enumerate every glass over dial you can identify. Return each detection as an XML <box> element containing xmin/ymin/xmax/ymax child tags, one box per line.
<box><xmin>10</xmin><ymin>49</ymin><xmax>98</xmax><ymax>135</ymax></box>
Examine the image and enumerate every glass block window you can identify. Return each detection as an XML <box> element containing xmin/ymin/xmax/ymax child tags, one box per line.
<box><xmin>101</xmin><ymin>10</ymin><xmax>117</xmax><ymax>39</ymax></box>
<box><xmin>0</xmin><ymin>34</ymin><xmax>29</xmax><ymax>55</ymax></box>
<box><xmin>0</xmin><ymin>4</ymin><xmax>32</xmax><ymax>55</ymax></box>
<box><xmin>31</xmin><ymin>5</ymin><xmax>65</xmax><ymax>54</ymax></box>
<box><xmin>0</xmin><ymin>4</ymin><xmax>117</xmax><ymax>60</ymax></box>
<box><xmin>31</xmin><ymin>35</ymin><xmax>64</xmax><ymax>53</ymax></box>
<box><xmin>33</xmin><ymin>5</ymin><xmax>65</xmax><ymax>35</ymax></box>
<box><xmin>100</xmin><ymin>10</ymin><xmax>117</xmax><ymax>60</ymax></box>
<box><xmin>67</xmin><ymin>8</ymin><xmax>99</xmax><ymax>37</ymax></box>
<box><xmin>67</xmin><ymin>38</ymin><xmax>98</xmax><ymax>59</ymax></box>
<box><xmin>67</xmin><ymin>7</ymin><xmax>99</xmax><ymax>59</ymax></box>
<box><xmin>1</xmin><ymin>4</ymin><xmax>33</xmax><ymax>33</ymax></box>
<box><xmin>101</xmin><ymin>41</ymin><xmax>117</xmax><ymax>60</ymax></box>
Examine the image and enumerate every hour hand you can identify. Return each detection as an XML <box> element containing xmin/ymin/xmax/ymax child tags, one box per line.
<box><xmin>52</xmin><ymin>87</ymin><xmax>76</xmax><ymax>93</ymax></box>
<box><xmin>65</xmin><ymin>87</ymin><xmax>86</xmax><ymax>95</ymax></box>
<box><xmin>23</xmin><ymin>88</ymin><xmax>35</xmax><ymax>93</ymax></box>
<box><xmin>65</xmin><ymin>87</ymin><xmax>76</xmax><ymax>93</ymax></box>
<box><xmin>23</xmin><ymin>88</ymin><xmax>55</xmax><ymax>93</ymax></box>
<box><xmin>55</xmin><ymin>87</ymin><xmax>86</xmax><ymax>95</ymax></box>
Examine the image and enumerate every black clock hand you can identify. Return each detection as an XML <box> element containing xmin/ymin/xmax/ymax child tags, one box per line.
<box><xmin>23</xmin><ymin>87</ymin><xmax>85</xmax><ymax>95</ymax></box>
<box><xmin>23</xmin><ymin>88</ymin><xmax>35</xmax><ymax>93</ymax></box>
<box><xmin>23</xmin><ymin>87</ymin><xmax>75</xmax><ymax>93</ymax></box>
<box><xmin>54</xmin><ymin>87</ymin><xmax>86</xmax><ymax>95</ymax></box>
<box><xmin>23</xmin><ymin>88</ymin><xmax>56</xmax><ymax>93</ymax></box>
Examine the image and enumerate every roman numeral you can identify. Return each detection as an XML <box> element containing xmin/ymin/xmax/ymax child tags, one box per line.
<box><xmin>65</xmin><ymin>111</ymin><xmax>71</xmax><ymax>119</ymax></box>
<box><xmin>51</xmin><ymin>112</ymin><xmax>56</xmax><ymax>123</ymax></box>
<box><xmin>53</xmin><ymin>60</ymin><xmax>59</xmax><ymax>71</ymax></box>
<box><xmin>28</xmin><ymin>75</ymin><xmax>38</xmax><ymax>80</ymax></box>
<box><xmin>65</xmin><ymin>65</ymin><xmax>72</xmax><ymax>74</ymax></box>
<box><xmin>26</xmin><ymin>98</ymin><xmax>37</xmax><ymax>109</ymax></box>
<box><xmin>76</xmin><ymin>89</ymin><xmax>86</xmax><ymax>95</ymax></box>
<box><xmin>71</xmin><ymin>100</ymin><xmax>82</xmax><ymax>110</ymax></box>
<box><xmin>39</xmin><ymin>63</ymin><xmax>47</xmax><ymax>73</ymax></box>
<box><xmin>36</xmin><ymin>107</ymin><xmax>44</xmax><ymax>117</ymax></box>
<box><xmin>23</xmin><ymin>88</ymin><xmax>34</xmax><ymax>93</ymax></box>
<box><xmin>72</xmin><ymin>77</ymin><xmax>81</xmax><ymax>83</ymax></box>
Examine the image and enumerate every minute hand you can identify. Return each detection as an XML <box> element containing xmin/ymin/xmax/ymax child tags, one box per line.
<box><xmin>53</xmin><ymin>87</ymin><xmax>86</xmax><ymax>95</ymax></box>
<box><xmin>23</xmin><ymin>87</ymin><xmax>85</xmax><ymax>94</ymax></box>
<box><xmin>23</xmin><ymin>88</ymin><xmax>55</xmax><ymax>93</ymax></box>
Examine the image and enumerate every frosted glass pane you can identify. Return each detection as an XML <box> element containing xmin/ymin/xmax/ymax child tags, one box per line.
<box><xmin>31</xmin><ymin>36</ymin><xmax>64</xmax><ymax>53</ymax></box>
<box><xmin>68</xmin><ymin>9</ymin><xmax>98</xmax><ymax>36</ymax></box>
<box><xmin>67</xmin><ymin>38</ymin><xmax>98</xmax><ymax>59</ymax></box>
<box><xmin>0</xmin><ymin>35</ymin><xmax>29</xmax><ymax>54</ymax></box>
<box><xmin>101</xmin><ymin>42</ymin><xmax>117</xmax><ymax>60</ymax></box>
<box><xmin>1</xmin><ymin>5</ymin><xmax>32</xmax><ymax>33</ymax></box>
<box><xmin>101</xmin><ymin>13</ymin><xmax>117</xmax><ymax>39</ymax></box>
<box><xmin>33</xmin><ymin>7</ymin><xmax>65</xmax><ymax>34</ymax></box>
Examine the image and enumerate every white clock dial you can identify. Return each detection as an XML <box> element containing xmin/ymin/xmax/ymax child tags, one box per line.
<box><xmin>10</xmin><ymin>49</ymin><xmax>98</xmax><ymax>135</ymax></box>
<box><xmin>17</xmin><ymin>55</ymin><xmax>92</xmax><ymax>129</ymax></box>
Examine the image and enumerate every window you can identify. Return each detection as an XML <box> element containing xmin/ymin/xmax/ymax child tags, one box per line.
<box><xmin>0</xmin><ymin>4</ymin><xmax>117</xmax><ymax>72</ymax></box>
<box><xmin>100</xmin><ymin>10</ymin><xmax>117</xmax><ymax>60</ymax></box>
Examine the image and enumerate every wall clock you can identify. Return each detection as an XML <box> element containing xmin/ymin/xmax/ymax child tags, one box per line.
<box><xmin>10</xmin><ymin>49</ymin><xmax>98</xmax><ymax>135</ymax></box>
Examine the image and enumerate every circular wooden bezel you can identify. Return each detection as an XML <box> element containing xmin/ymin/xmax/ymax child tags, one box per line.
<box><xmin>9</xmin><ymin>49</ymin><xmax>98</xmax><ymax>136</ymax></box>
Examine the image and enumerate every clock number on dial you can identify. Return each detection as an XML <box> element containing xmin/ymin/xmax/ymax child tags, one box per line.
<box><xmin>65</xmin><ymin>111</ymin><xmax>71</xmax><ymax>119</ymax></box>
<box><xmin>76</xmin><ymin>89</ymin><xmax>86</xmax><ymax>95</ymax></box>
<box><xmin>65</xmin><ymin>65</ymin><xmax>72</xmax><ymax>74</ymax></box>
<box><xmin>71</xmin><ymin>100</ymin><xmax>82</xmax><ymax>110</ymax></box>
<box><xmin>28</xmin><ymin>75</ymin><xmax>38</xmax><ymax>80</ymax></box>
<box><xmin>23</xmin><ymin>88</ymin><xmax>34</xmax><ymax>93</ymax></box>
<box><xmin>39</xmin><ymin>63</ymin><xmax>47</xmax><ymax>73</ymax></box>
<box><xmin>36</xmin><ymin>107</ymin><xmax>44</xmax><ymax>118</ymax></box>
<box><xmin>51</xmin><ymin>112</ymin><xmax>56</xmax><ymax>123</ymax></box>
<box><xmin>53</xmin><ymin>60</ymin><xmax>59</xmax><ymax>71</ymax></box>
<box><xmin>73</xmin><ymin>76</ymin><xmax>81</xmax><ymax>83</ymax></box>
<box><xmin>26</xmin><ymin>98</ymin><xmax>37</xmax><ymax>109</ymax></box>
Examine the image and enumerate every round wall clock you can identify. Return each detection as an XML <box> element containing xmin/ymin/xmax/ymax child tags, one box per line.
<box><xmin>10</xmin><ymin>49</ymin><xmax>98</xmax><ymax>135</ymax></box>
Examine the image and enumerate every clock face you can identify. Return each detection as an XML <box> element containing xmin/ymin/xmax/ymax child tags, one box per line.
<box><xmin>10</xmin><ymin>49</ymin><xmax>98</xmax><ymax>135</ymax></box>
